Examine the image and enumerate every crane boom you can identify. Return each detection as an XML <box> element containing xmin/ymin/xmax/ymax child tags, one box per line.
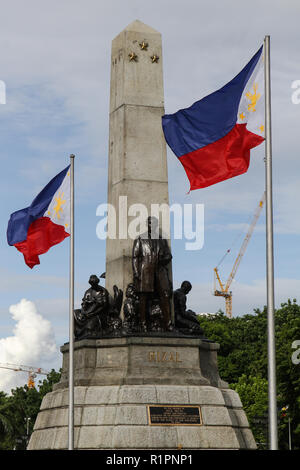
<box><xmin>225</xmin><ymin>193</ymin><xmax>265</xmax><ymax>292</ymax></box>
<box><xmin>0</xmin><ymin>362</ymin><xmax>49</xmax><ymax>388</ymax></box>
<box><xmin>214</xmin><ymin>193</ymin><xmax>265</xmax><ymax>318</ymax></box>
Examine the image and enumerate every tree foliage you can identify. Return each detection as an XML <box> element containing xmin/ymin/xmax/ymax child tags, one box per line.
<box><xmin>199</xmin><ymin>299</ymin><xmax>300</xmax><ymax>449</ymax></box>
<box><xmin>0</xmin><ymin>369</ymin><xmax>61</xmax><ymax>450</ymax></box>
<box><xmin>230</xmin><ymin>374</ymin><xmax>268</xmax><ymax>447</ymax></box>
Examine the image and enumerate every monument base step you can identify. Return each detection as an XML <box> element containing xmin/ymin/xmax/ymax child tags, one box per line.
<box><xmin>28</xmin><ymin>384</ymin><xmax>256</xmax><ymax>450</ymax></box>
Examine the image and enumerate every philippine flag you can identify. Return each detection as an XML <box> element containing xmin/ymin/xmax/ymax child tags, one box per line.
<box><xmin>7</xmin><ymin>166</ymin><xmax>70</xmax><ymax>268</ymax></box>
<box><xmin>162</xmin><ymin>46</ymin><xmax>265</xmax><ymax>190</ymax></box>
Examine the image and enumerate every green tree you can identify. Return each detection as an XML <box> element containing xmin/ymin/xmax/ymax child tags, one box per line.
<box><xmin>0</xmin><ymin>369</ymin><xmax>61</xmax><ymax>450</ymax></box>
<box><xmin>0</xmin><ymin>391</ymin><xmax>14</xmax><ymax>450</ymax></box>
<box><xmin>6</xmin><ymin>385</ymin><xmax>41</xmax><ymax>449</ymax></box>
<box><xmin>199</xmin><ymin>299</ymin><xmax>300</xmax><ymax>449</ymax></box>
<box><xmin>230</xmin><ymin>374</ymin><xmax>268</xmax><ymax>448</ymax></box>
<box><xmin>273</xmin><ymin>300</ymin><xmax>300</xmax><ymax>449</ymax></box>
<box><xmin>38</xmin><ymin>369</ymin><xmax>61</xmax><ymax>400</ymax></box>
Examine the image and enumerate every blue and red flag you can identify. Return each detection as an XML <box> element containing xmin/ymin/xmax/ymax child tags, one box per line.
<box><xmin>162</xmin><ymin>46</ymin><xmax>265</xmax><ymax>190</ymax></box>
<box><xmin>7</xmin><ymin>166</ymin><xmax>70</xmax><ymax>268</ymax></box>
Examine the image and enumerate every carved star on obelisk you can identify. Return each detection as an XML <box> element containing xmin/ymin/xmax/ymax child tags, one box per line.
<box><xmin>139</xmin><ymin>41</ymin><xmax>149</xmax><ymax>50</ymax></box>
<box><xmin>150</xmin><ymin>54</ymin><xmax>159</xmax><ymax>63</ymax></box>
<box><xmin>128</xmin><ymin>52</ymin><xmax>138</xmax><ymax>62</ymax></box>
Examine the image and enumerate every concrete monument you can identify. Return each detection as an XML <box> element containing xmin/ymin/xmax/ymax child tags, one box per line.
<box><xmin>28</xmin><ymin>20</ymin><xmax>256</xmax><ymax>450</ymax></box>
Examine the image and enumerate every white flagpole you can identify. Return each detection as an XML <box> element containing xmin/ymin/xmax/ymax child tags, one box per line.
<box><xmin>68</xmin><ymin>154</ymin><xmax>75</xmax><ymax>450</ymax></box>
<box><xmin>264</xmin><ymin>36</ymin><xmax>278</xmax><ymax>450</ymax></box>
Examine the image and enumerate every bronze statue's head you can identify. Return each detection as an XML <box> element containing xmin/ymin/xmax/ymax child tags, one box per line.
<box><xmin>89</xmin><ymin>274</ymin><xmax>100</xmax><ymax>287</ymax></box>
<box><xmin>181</xmin><ymin>280</ymin><xmax>192</xmax><ymax>294</ymax></box>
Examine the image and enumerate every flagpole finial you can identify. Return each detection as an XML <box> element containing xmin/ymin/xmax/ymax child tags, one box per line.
<box><xmin>70</xmin><ymin>154</ymin><xmax>75</xmax><ymax>159</ymax></box>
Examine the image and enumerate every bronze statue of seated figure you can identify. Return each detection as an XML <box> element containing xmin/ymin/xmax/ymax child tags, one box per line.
<box><xmin>173</xmin><ymin>281</ymin><xmax>204</xmax><ymax>335</ymax></box>
<box><xmin>74</xmin><ymin>274</ymin><xmax>122</xmax><ymax>340</ymax></box>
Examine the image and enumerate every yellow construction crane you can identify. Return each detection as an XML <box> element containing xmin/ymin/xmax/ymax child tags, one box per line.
<box><xmin>0</xmin><ymin>363</ymin><xmax>49</xmax><ymax>388</ymax></box>
<box><xmin>213</xmin><ymin>193</ymin><xmax>265</xmax><ymax>318</ymax></box>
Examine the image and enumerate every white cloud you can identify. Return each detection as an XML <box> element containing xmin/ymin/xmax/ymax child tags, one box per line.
<box><xmin>0</xmin><ymin>299</ymin><xmax>59</xmax><ymax>394</ymax></box>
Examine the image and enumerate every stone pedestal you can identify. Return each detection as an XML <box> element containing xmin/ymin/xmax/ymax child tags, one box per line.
<box><xmin>28</xmin><ymin>337</ymin><xmax>257</xmax><ymax>450</ymax></box>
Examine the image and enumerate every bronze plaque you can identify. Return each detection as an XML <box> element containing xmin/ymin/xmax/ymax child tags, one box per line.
<box><xmin>148</xmin><ymin>405</ymin><xmax>202</xmax><ymax>426</ymax></box>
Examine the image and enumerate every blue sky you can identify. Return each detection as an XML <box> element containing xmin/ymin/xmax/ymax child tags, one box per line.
<box><xmin>1</xmin><ymin>0</ymin><xmax>300</xmax><ymax>390</ymax></box>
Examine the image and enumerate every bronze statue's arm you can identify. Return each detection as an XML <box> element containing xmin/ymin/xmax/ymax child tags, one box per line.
<box><xmin>132</xmin><ymin>237</ymin><xmax>140</xmax><ymax>279</ymax></box>
<box><xmin>160</xmin><ymin>239</ymin><xmax>173</xmax><ymax>266</ymax></box>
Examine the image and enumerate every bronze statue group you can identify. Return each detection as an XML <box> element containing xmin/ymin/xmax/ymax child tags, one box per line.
<box><xmin>74</xmin><ymin>217</ymin><xmax>203</xmax><ymax>340</ymax></box>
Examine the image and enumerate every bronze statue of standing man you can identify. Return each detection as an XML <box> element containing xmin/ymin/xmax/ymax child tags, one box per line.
<box><xmin>132</xmin><ymin>216</ymin><xmax>173</xmax><ymax>331</ymax></box>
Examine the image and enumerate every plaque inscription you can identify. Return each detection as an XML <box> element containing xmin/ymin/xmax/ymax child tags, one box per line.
<box><xmin>148</xmin><ymin>405</ymin><xmax>202</xmax><ymax>426</ymax></box>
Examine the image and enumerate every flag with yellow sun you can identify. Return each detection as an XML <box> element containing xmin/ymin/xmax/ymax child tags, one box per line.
<box><xmin>7</xmin><ymin>165</ymin><xmax>70</xmax><ymax>268</ymax></box>
<box><xmin>46</xmin><ymin>171</ymin><xmax>70</xmax><ymax>234</ymax></box>
<box><xmin>162</xmin><ymin>45</ymin><xmax>265</xmax><ymax>190</ymax></box>
<box><xmin>236</xmin><ymin>49</ymin><xmax>265</xmax><ymax>139</ymax></box>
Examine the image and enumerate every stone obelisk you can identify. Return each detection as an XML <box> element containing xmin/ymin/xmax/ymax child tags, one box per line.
<box><xmin>105</xmin><ymin>20</ymin><xmax>170</xmax><ymax>297</ymax></box>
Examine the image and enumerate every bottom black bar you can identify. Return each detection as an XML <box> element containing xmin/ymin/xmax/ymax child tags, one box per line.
<box><xmin>4</xmin><ymin>449</ymin><xmax>295</xmax><ymax>466</ymax></box>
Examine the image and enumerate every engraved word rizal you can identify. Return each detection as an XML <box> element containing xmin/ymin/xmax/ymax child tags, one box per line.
<box><xmin>148</xmin><ymin>351</ymin><xmax>182</xmax><ymax>363</ymax></box>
